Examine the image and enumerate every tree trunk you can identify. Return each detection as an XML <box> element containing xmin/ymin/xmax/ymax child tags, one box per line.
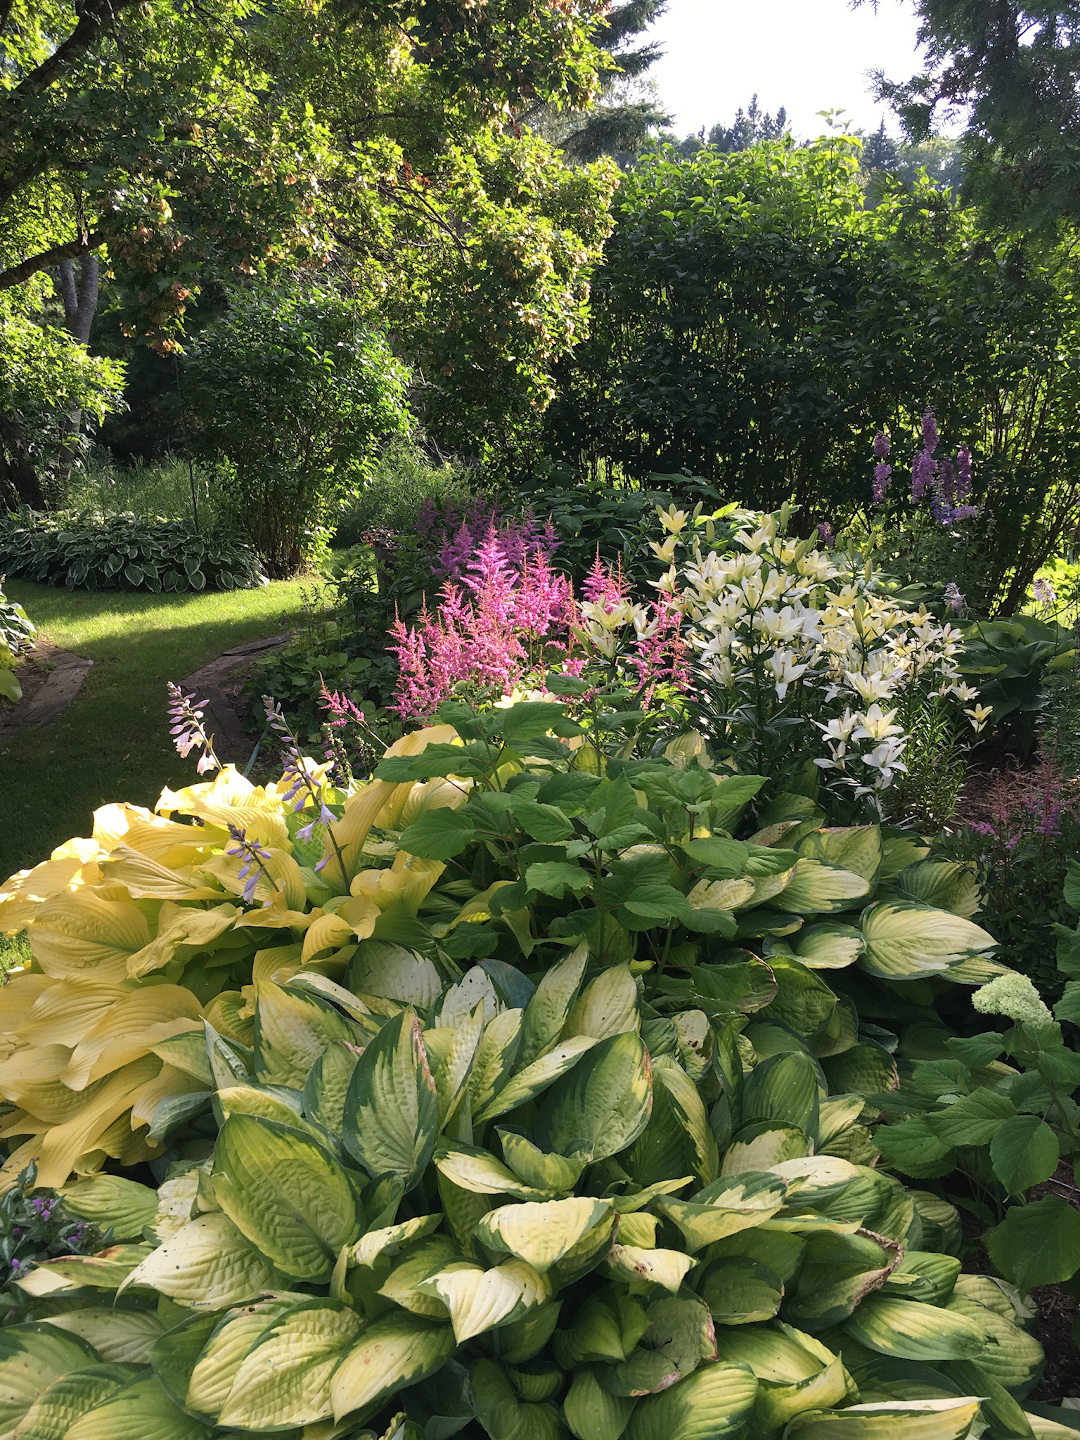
<box><xmin>0</xmin><ymin>408</ymin><xmax>47</xmax><ymax>510</ymax></box>
<box><xmin>54</xmin><ymin>255</ymin><xmax>100</xmax><ymax>475</ymax></box>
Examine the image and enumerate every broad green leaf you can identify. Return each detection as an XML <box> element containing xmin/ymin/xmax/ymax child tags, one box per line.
<box><xmin>609</xmin><ymin>1295</ymin><xmax>716</xmax><ymax>1397</ymax></box>
<box><xmin>944</xmin><ymin>1294</ymin><xmax>1043</xmax><ymax>1390</ymax></box>
<box><xmin>540</xmin><ymin>1031</ymin><xmax>652</xmax><ymax>1161</ymax></box>
<box><xmin>519</xmin><ymin>945</ymin><xmax>589</xmax><ymax>1067</ymax></box>
<box><xmin>860</xmin><ymin>903</ymin><xmax>995</xmax><ymax>980</ymax></box>
<box><xmin>740</xmin><ymin>1050</ymin><xmax>820</xmax><ymax>1136</ymax></box>
<box><xmin>122</xmin><ymin>1213</ymin><xmax>281</xmax><ymax>1310</ymax></box>
<box><xmin>924</xmin><ymin>1089</ymin><xmax>1015</xmax><ymax>1147</ymax></box>
<box><xmin>844</xmin><ymin>1295</ymin><xmax>988</xmax><ymax>1361</ymax></box>
<box><xmin>498</xmin><ymin>1130</ymin><xmax>587</xmax><ymax>1193</ymax></box>
<box><xmin>783</xmin><ymin>1398</ymin><xmax>982</xmax><ymax>1438</ymax></box>
<box><xmin>342</xmin><ymin>1008</ymin><xmax>438</xmax><ymax>1191</ymax></box>
<box><xmin>563</xmin><ymin>1367</ymin><xmax>635</xmax><ymax>1440</ymax></box>
<box><xmin>624</xmin><ymin>1360</ymin><xmax>758</xmax><ymax>1440</ymax></box>
<box><xmin>470</xmin><ymin>1356</ymin><xmax>563</xmax><ymax>1440</ymax></box>
<box><xmin>821</xmin><ymin>1043</ymin><xmax>898</xmax><ymax>1098</ymax></box>
<box><xmin>330</xmin><ymin>1313</ymin><xmax>456</xmax><ymax>1420</ymax></box>
<box><xmin>64</xmin><ymin>1376</ymin><xmax>212</xmax><ymax>1440</ymax></box>
<box><xmin>399</xmin><ymin>808</ymin><xmax>476</xmax><ymax>860</ymax></box>
<box><xmin>990</xmin><ymin>1114</ymin><xmax>1059</xmax><ymax>1194</ymax></box>
<box><xmin>653</xmin><ymin>1056</ymin><xmax>718</xmax><ymax>1187</ymax></box>
<box><xmin>696</xmin><ymin>1256</ymin><xmax>783</xmax><ymax>1324</ymax></box>
<box><xmin>564</xmin><ymin>965</ymin><xmax>640</xmax><ymax>1041</ymax></box>
<box><xmin>59</xmin><ymin>1176</ymin><xmax>158</xmax><ymax>1241</ymax></box>
<box><xmin>183</xmin><ymin>1300</ymin><xmax>297</xmax><ymax>1417</ymax></box>
<box><xmin>477</xmin><ymin>1196</ymin><xmax>613</xmax><ymax>1273</ymax></box>
<box><xmin>217</xmin><ymin>1300</ymin><xmax>362</xmax><ymax>1429</ymax></box>
<box><xmin>378</xmin><ymin>1235</ymin><xmax>459</xmax><ymax>1317</ymax></box>
<box><xmin>657</xmin><ymin>1175</ymin><xmax>788</xmax><ymax>1252</ymax></box>
<box><xmin>784</xmin><ymin>1230</ymin><xmax>900</xmax><ymax>1329</ymax></box>
<box><xmin>303</xmin><ymin>1041</ymin><xmax>360</xmax><ymax>1135</ymax></box>
<box><xmin>0</xmin><ymin>1324</ymin><xmax>100</xmax><ymax>1436</ymax></box>
<box><xmin>212</xmin><ymin>1114</ymin><xmax>363</xmax><ymax>1282</ymax></box>
<box><xmin>15</xmin><ymin>1362</ymin><xmax>142</xmax><ymax>1440</ymax></box>
<box><xmin>721</xmin><ymin>1123</ymin><xmax>810</xmax><ymax>1175</ymax></box>
<box><xmin>524</xmin><ymin>862</ymin><xmax>593</xmax><ymax>900</ymax></box>
<box><xmin>474</xmin><ymin>1036</ymin><xmax>597</xmax><ymax>1125</ymax></box>
<box><xmin>427</xmin><ymin>1258</ymin><xmax>549</xmax><ymax>1342</ymax></box>
<box><xmin>986</xmin><ymin>1195</ymin><xmax>1080</xmax><ymax>1292</ymax></box>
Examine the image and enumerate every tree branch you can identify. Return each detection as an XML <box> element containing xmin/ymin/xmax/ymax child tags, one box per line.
<box><xmin>0</xmin><ymin>231</ymin><xmax>106</xmax><ymax>292</ymax></box>
<box><xmin>2</xmin><ymin>0</ymin><xmax>141</xmax><ymax>110</ymax></box>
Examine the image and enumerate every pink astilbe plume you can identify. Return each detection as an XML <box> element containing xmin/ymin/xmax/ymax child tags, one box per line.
<box><xmin>582</xmin><ymin>552</ymin><xmax>629</xmax><ymax>610</ymax></box>
<box><xmin>630</xmin><ymin>596</ymin><xmax>691</xmax><ymax>709</ymax></box>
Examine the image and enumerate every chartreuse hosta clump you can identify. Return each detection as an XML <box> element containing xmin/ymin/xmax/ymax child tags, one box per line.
<box><xmin>0</xmin><ymin>699</ymin><xmax>1008</xmax><ymax>1192</ymax></box>
<box><xmin>0</xmin><ymin>958</ymin><xmax>1065</xmax><ymax>1440</ymax></box>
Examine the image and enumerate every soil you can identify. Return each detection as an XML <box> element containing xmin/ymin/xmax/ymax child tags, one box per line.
<box><xmin>0</xmin><ymin>641</ymin><xmax>93</xmax><ymax>743</ymax></box>
<box><xmin>177</xmin><ymin>632</ymin><xmax>290</xmax><ymax>769</ymax></box>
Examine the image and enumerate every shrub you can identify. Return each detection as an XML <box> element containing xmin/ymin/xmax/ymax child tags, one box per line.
<box><xmin>0</xmin><ymin>581</ymin><xmax>34</xmax><ymax>703</ymax></box>
<box><xmin>333</xmin><ymin>441</ymin><xmax>481</xmax><ymax>550</ymax></box>
<box><xmin>187</xmin><ymin>286</ymin><xmax>410</xmax><ymax>577</ymax></box>
<box><xmin>0</xmin><ymin>511</ymin><xmax>266</xmax><ymax>592</ymax></box>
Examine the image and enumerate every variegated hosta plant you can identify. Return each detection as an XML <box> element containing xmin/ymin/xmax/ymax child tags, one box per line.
<box><xmin>4</xmin><ymin>959</ymin><xmax>1066</xmax><ymax>1440</ymax></box>
<box><xmin>0</xmin><ymin>698</ymin><xmax>1014</xmax><ymax>1194</ymax></box>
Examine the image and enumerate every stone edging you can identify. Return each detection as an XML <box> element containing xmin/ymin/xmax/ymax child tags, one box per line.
<box><xmin>179</xmin><ymin>632</ymin><xmax>291</xmax><ymax>766</ymax></box>
<box><xmin>0</xmin><ymin>648</ymin><xmax>94</xmax><ymax>743</ymax></box>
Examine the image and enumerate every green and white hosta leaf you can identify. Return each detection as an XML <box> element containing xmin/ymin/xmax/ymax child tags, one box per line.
<box><xmin>605</xmin><ymin>1245</ymin><xmax>698</xmax><ymax>1294</ymax></box>
<box><xmin>348</xmin><ymin>941</ymin><xmax>443</xmax><ymax>1009</ymax></box>
<box><xmin>657</xmin><ymin>1175</ymin><xmax>788</xmax><ymax>1252</ymax></box>
<box><xmin>17</xmin><ymin>1247</ymin><xmax>152</xmax><ymax>1298</ymax></box>
<box><xmin>122</xmin><ymin>1213</ymin><xmax>281</xmax><ymax>1310</ymax></box>
<box><xmin>253</xmin><ymin>980</ymin><xmax>358</xmax><ymax>1088</ymax></box>
<box><xmin>844</xmin><ymin>1295</ymin><xmax>989</xmax><ymax>1361</ymax></box>
<box><xmin>330</xmin><ymin>1313</ymin><xmax>456</xmax><ymax>1421</ymax></box>
<box><xmin>474</xmin><ymin>1036</ymin><xmax>597</xmax><ymax>1125</ymax></box>
<box><xmin>183</xmin><ymin>1300</ymin><xmax>298</xmax><ymax>1417</ymax></box>
<box><xmin>944</xmin><ymin>1294</ymin><xmax>1043</xmax><ymax>1390</ymax></box>
<box><xmin>433</xmin><ymin>1004</ymin><xmax>484</xmax><ymax>1128</ymax></box>
<box><xmin>540</xmin><ymin>1031</ymin><xmax>652</xmax><ymax>1162</ymax></box>
<box><xmin>212</xmin><ymin>1083</ymin><xmax>327</xmax><ymax>1144</ymax></box>
<box><xmin>342</xmin><ymin>1008</ymin><xmax>438</xmax><ymax>1191</ymax></box>
<box><xmin>783</xmin><ymin>1398</ymin><xmax>982</xmax><ymax>1438</ymax></box>
<box><xmin>518</xmin><ymin>945</ymin><xmax>588</xmax><ymax>1067</ymax></box>
<box><xmin>14</xmin><ymin>1361</ymin><xmax>142</xmax><ymax>1440</ymax></box>
<box><xmin>216</xmin><ymin>1300</ymin><xmax>362</xmax><ymax>1430</ymax></box>
<box><xmin>476</xmin><ymin>1197</ymin><xmax>613</xmax><ymax>1273</ymax></box>
<box><xmin>426</xmin><ymin>1258</ymin><xmax>549</xmax><ymax>1342</ymax></box>
<box><xmin>44</xmin><ymin>1308</ymin><xmax>165</xmax><ymax>1364</ymax></box>
<box><xmin>779</xmin><ymin>859</ymin><xmax>871</xmax><ymax>914</ymax></box>
<box><xmin>563</xmin><ymin>1367</ymin><xmax>636</xmax><ymax>1440</ymax></box>
<box><xmin>624</xmin><ymin>1360</ymin><xmax>758</xmax><ymax>1440</ymax></box>
<box><xmin>722</xmin><ymin>1123</ymin><xmax>810</xmax><ymax>1175</ymax></box>
<box><xmin>434</xmin><ymin>1142</ymin><xmax>557</xmax><ymax>1200</ymax></box>
<box><xmin>695</xmin><ymin>1256</ymin><xmax>784</xmax><ymax>1325</ymax></box>
<box><xmin>889</xmin><ymin>861</ymin><xmax>980</xmax><ymax>919</ymax></box>
<box><xmin>0</xmin><ymin>1324</ymin><xmax>100</xmax><ymax>1435</ymax></box>
<box><xmin>817</xmin><ymin>1095</ymin><xmax>867</xmax><ymax>1146</ymax></box>
<box><xmin>564</xmin><ymin>965</ymin><xmax>640</xmax><ymax>1042</ymax></box>
<box><xmin>797</xmin><ymin>827</ymin><xmax>883</xmax><ymax>883</ymax></box>
<box><xmin>653</xmin><ymin>1056</ymin><xmax>718</xmax><ymax>1187</ymax></box>
<box><xmin>497</xmin><ymin>1129</ymin><xmax>587</xmax><ymax>1193</ymax></box>
<box><xmin>378</xmin><ymin>1237</ymin><xmax>459</xmax><ymax>1317</ymax></box>
<box><xmin>352</xmin><ymin>1215</ymin><xmax>443</xmax><ymax>1268</ymax></box>
<box><xmin>859</xmin><ymin>903</ymin><xmax>995</xmax><ymax>980</ymax></box>
<box><xmin>302</xmin><ymin>1041</ymin><xmax>361</xmax><ymax>1136</ymax></box>
<box><xmin>784</xmin><ymin>1230</ymin><xmax>901</xmax><ymax>1330</ymax></box>
<box><xmin>794</xmin><ymin>923</ymin><xmax>865</xmax><ymax>970</ymax></box>
<box><xmin>65</xmin><ymin>1376</ymin><xmax>212</xmax><ymax>1440</ymax></box>
<box><xmin>59</xmin><ymin>1176</ymin><xmax>158</xmax><ymax>1241</ymax></box>
<box><xmin>212</xmin><ymin>1114</ymin><xmax>363</xmax><ymax>1282</ymax></box>
<box><xmin>468</xmin><ymin>1007</ymin><xmax>524</xmax><ymax>1114</ymax></box>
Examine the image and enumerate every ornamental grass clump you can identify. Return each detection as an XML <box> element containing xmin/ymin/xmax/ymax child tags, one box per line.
<box><xmin>0</xmin><ymin>697</ymin><xmax>1068</xmax><ymax>1438</ymax></box>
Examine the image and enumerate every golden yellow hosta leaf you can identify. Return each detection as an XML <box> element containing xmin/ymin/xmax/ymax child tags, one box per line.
<box><xmin>14</xmin><ymin>979</ymin><xmax>131</xmax><ymax>1047</ymax></box>
<box><xmin>92</xmin><ymin>802</ymin><xmax>221</xmax><ymax>866</ymax></box>
<box><xmin>130</xmin><ymin>1062</ymin><xmax>206</xmax><ymax>1128</ymax></box>
<box><xmin>28</xmin><ymin>1055</ymin><xmax>163</xmax><ymax>1189</ymax></box>
<box><xmin>99</xmin><ymin>844</ymin><xmax>223</xmax><ymax>902</ymax></box>
<box><xmin>126</xmin><ymin>902</ymin><xmax>239</xmax><ymax>978</ymax></box>
<box><xmin>0</xmin><ymin>1045</ymin><xmax>105</xmax><ymax>1125</ymax></box>
<box><xmin>61</xmin><ymin>986</ymin><xmax>203</xmax><ymax>1089</ymax></box>
<box><xmin>157</xmin><ymin>765</ymin><xmax>289</xmax><ymax>849</ymax></box>
<box><xmin>0</xmin><ymin>854</ymin><xmax>86</xmax><ymax>933</ymax></box>
<box><xmin>28</xmin><ymin>892</ymin><xmax>152</xmax><ymax>982</ymax></box>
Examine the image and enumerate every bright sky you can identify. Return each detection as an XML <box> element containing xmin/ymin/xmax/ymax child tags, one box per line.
<box><xmin>646</xmin><ymin>0</ymin><xmax>925</xmax><ymax>140</ymax></box>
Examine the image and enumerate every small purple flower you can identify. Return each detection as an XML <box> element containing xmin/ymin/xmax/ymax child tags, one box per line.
<box><xmin>912</xmin><ymin>447</ymin><xmax>936</xmax><ymax>501</ymax></box>
<box><xmin>872</xmin><ymin>462</ymin><xmax>893</xmax><ymax>505</ymax></box>
<box><xmin>968</xmin><ymin>821</ymin><xmax>995</xmax><ymax>837</ymax></box>
<box><xmin>956</xmin><ymin>445</ymin><xmax>974</xmax><ymax>502</ymax></box>
<box><xmin>817</xmin><ymin>520</ymin><xmax>834</xmax><ymax>546</ymax></box>
<box><xmin>944</xmin><ymin>582</ymin><xmax>965</xmax><ymax>614</ymax></box>
<box><xmin>9</xmin><ymin>1258</ymin><xmax>23</xmax><ymax>1276</ymax></box>
<box><xmin>225</xmin><ymin>823</ymin><xmax>273</xmax><ymax>905</ymax></box>
<box><xmin>1034</xmin><ymin>578</ymin><xmax>1057</xmax><ymax>607</ymax></box>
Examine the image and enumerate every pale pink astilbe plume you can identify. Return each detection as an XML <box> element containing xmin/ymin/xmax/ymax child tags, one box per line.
<box><xmin>513</xmin><ymin>552</ymin><xmax>576</xmax><ymax>640</ymax></box>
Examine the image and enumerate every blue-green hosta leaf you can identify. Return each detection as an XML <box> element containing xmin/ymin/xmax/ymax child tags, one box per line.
<box><xmin>64</xmin><ymin>1376</ymin><xmax>211</xmax><ymax>1440</ymax></box>
<box><xmin>476</xmin><ymin>1197</ymin><xmax>613</xmax><ymax>1273</ymax></box>
<box><xmin>216</xmin><ymin>1299</ymin><xmax>363</xmax><ymax>1430</ymax></box>
<box><xmin>540</xmin><ymin>1031</ymin><xmax>653</xmax><ymax>1162</ymax></box>
<box><xmin>990</xmin><ymin>1113</ymin><xmax>1060</xmax><ymax>1194</ymax></box>
<box><xmin>121</xmin><ymin>1213</ymin><xmax>282</xmax><ymax>1310</ymax></box>
<box><xmin>331</xmin><ymin>1313</ymin><xmax>456</xmax><ymax>1421</ymax></box>
<box><xmin>15</xmin><ymin>1362</ymin><xmax>143</xmax><ymax>1440</ymax></box>
<box><xmin>859</xmin><ymin>903</ymin><xmax>995</xmax><ymax>980</ymax></box>
<box><xmin>623</xmin><ymin>1360</ymin><xmax>759</xmax><ymax>1440</ymax></box>
<box><xmin>342</xmin><ymin>1008</ymin><xmax>438</xmax><ymax>1192</ymax></box>
<box><xmin>843</xmin><ymin>1295</ymin><xmax>989</xmax><ymax>1361</ymax></box>
<box><xmin>212</xmin><ymin>1114</ymin><xmax>364</xmax><ymax>1282</ymax></box>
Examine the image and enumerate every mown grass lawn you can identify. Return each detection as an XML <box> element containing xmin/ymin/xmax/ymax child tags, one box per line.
<box><xmin>0</xmin><ymin>578</ymin><xmax>308</xmax><ymax>880</ymax></box>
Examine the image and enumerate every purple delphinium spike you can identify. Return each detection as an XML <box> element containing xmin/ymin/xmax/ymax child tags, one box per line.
<box><xmin>817</xmin><ymin>521</ymin><xmax>834</xmax><ymax>546</ymax></box>
<box><xmin>873</xmin><ymin>430</ymin><xmax>891</xmax><ymax>459</ymax></box>
<box><xmin>911</xmin><ymin>446</ymin><xmax>936</xmax><ymax>501</ymax></box>
<box><xmin>956</xmin><ymin>446</ymin><xmax>974</xmax><ymax>502</ymax></box>
<box><xmin>872</xmin><ymin>462</ymin><xmax>892</xmax><ymax>505</ymax></box>
<box><xmin>225</xmin><ymin>823</ymin><xmax>273</xmax><ymax>905</ymax></box>
<box><xmin>944</xmin><ymin>582</ymin><xmax>965</xmax><ymax>614</ymax></box>
<box><xmin>921</xmin><ymin>409</ymin><xmax>940</xmax><ymax>454</ymax></box>
<box><xmin>166</xmin><ymin>682</ymin><xmax>220</xmax><ymax>774</ymax></box>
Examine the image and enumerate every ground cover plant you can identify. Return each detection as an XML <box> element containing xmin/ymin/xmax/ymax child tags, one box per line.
<box><xmin>0</xmin><ymin>693</ymin><xmax>1069</xmax><ymax>1437</ymax></box>
<box><xmin>0</xmin><ymin>513</ymin><xmax>265</xmax><ymax>593</ymax></box>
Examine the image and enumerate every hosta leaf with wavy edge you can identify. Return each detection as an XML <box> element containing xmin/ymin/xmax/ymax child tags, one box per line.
<box><xmin>783</xmin><ymin>1398</ymin><xmax>982</xmax><ymax>1438</ymax></box>
<box><xmin>779</xmin><ymin>859</ymin><xmax>871</xmax><ymax>914</ymax></box>
<box><xmin>181</xmin><ymin>1299</ymin><xmax>299</xmax><ymax>1417</ymax></box>
<box><xmin>497</xmin><ymin>1130</ymin><xmax>587</xmax><ymax>1193</ymax></box>
<box><xmin>351</xmin><ymin>1214</ymin><xmax>443</xmax><ymax>1268</ymax></box>
<box><xmin>211</xmin><ymin>1114</ymin><xmax>363</xmax><ymax>1282</ymax></box>
<box><xmin>657</xmin><ymin>1174</ymin><xmax>788</xmax><ymax>1252</ymax></box>
<box><xmin>784</xmin><ymin>1230</ymin><xmax>901</xmax><ymax>1330</ymax></box>
<box><xmin>121</xmin><ymin>1212</ymin><xmax>281</xmax><ymax>1309</ymax></box>
<box><xmin>330</xmin><ymin>1313</ymin><xmax>456</xmax><ymax>1421</ymax></box>
<box><xmin>605</xmin><ymin>1245</ymin><xmax>698</xmax><ymax>1294</ymax></box>
<box><xmin>473</xmin><ymin>1036</ymin><xmax>598</xmax><ymax>1125</ymax></box>
<box><xmin>216</xmin><ymin>1299</ymin><xmax>362</xmax><ymax>1430</ymax></box>
<box><xmin>469</xmin><ymin>1357</ymin><xmax>563</xmax><ymax>1440</ymax></box>
<box><xmin>342</xmin><ymin>1008</ymin><xmax>437</xmax><ymax>1191</ymax></box>
<box><xmin>378</xmin><ymin>1236</ymin><xmax>459</xmax><ymax>1317</ymax></box>
<box><xmin>59</xmin><ymin>1175</ymin><xmax>158</xmax><ymax>1240</ymax></box>
<box><xmin>859</xmin><ymin>903</ymin><xmax>995</xmax><ymax>980</ymax></box>
<box><xmin>844</xmin><ymin>1295</ymin><xmax>988</xmax><ymax>1361</ymax></box>
<box><xmin>0</xmin><ymin>1324</ymin><xmax>101</xmax><ymax>1435</ymax></box>
<box><xmin>476</xmin><ymin>1197</ymin><xmax>613</xmax><ymax>1273</ymax></box>
<box><xmin>623</xmin><ymin>1361</ymin><xmax>759</xmax><ymax>1440</ymax></box>
<box><xmin>64</xmin><ymin>1376</ymin><xmax>212</xmax><ymax>1440</ymax></box>
<box><xmin>434</xmin><ymin>1142</ymin><xmax>556</xmax><ymax>1200</ymax></box>
<box><xmin>426</xmin><ymin>1258</ymin><xmax>549</xmax><ymax>1342</ymax></box>
<box><xmin>43</xmin><ymin>1309</ymin><xmax>165</xmax><ymax>1365</ymax></box>
<box><xmin>539</xmin><ymin>1031</ymin><xmax>652</xmax><ymax>1162</ymax></box>
<box><xmin>564</xmin><ymin>965</ymin><xmax>641</xmax><ymax>1042</ymax></box>
<box><xmin>14</xmin><ymin>1361</ymin><xmax>142</xmax><ymax>1440</ymax></box>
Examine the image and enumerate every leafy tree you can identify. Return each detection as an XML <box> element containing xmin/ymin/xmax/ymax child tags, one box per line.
<box><xmin>865</xmin><ymin>0</ymin><xmax>1080</xmax><ymax>225</ymax></box>
<box><xmin>0</xmin><ymin>0</ymin><xmax>617</xmax><ymax>493</ymax></box>
<box><xmin>186</xmin><ymin>286</ymin><xmax>410</xmax><ymax>576</ymax></box>
<box><xmin>542</xmin><ymin>136</ymin><xmax>1080</xmax><ymax>609</ymax></box>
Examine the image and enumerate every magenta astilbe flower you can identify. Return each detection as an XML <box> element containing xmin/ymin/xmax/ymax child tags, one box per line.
<box><xmin>629</xmin><ymin>597</ymin><xmax>691</xmax><ymax>709</ymax></box>
<box><xmin>166</xmin><ymin>682</ymin><xmax>220</xmax><ymax>774</ymax></box>
<box><xmin>582</xmin><ymin>553</ymin><xmax>628</xmax><ymax>610</ymax></box>
<box><xmin>320</xmin><ymin>683</ymin><xmax>365</xmax><ymax>731</ymax></box>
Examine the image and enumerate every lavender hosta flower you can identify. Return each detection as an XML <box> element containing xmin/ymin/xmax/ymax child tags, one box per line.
<box><xmin>944</xmin><ymin>583</ymin><xmax>965</xmax><ymax>615</ymax></box>
<box><xmin>166</xmin><ymin>682</ymin><xmax>220</xmax><ymax>774</ymax></box>
<box><xmin>225</xmin><ymin>823</ymin><xmax>273</xmax><ymax>905</ymax></box>
<box><xmin>1034</xmin><ymin>577</ymin><xmax>1057</xmax><ymax>607</ymax></box>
